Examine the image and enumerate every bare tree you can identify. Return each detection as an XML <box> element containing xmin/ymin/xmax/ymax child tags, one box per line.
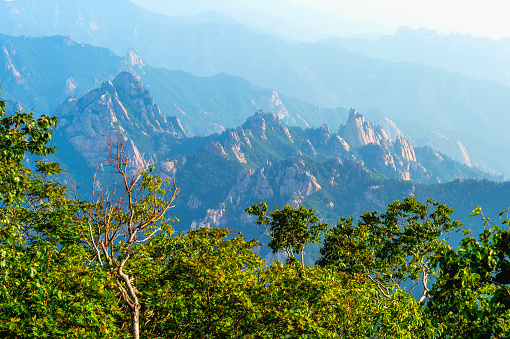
<box><xmin>80</xmin><ymin>133</ymin><xmax>179</xmax><ymax>339</ymax></box>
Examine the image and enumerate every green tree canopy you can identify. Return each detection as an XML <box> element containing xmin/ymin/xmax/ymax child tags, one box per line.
<box><xmin>317</xmin><ymin>197</ymin><xmax>462</xmax><ymax>301</ymax></box>
<box><xmin>246</xmin><ymin>202</ymin><xmax>328</xmax><ymax>268</ymax></box>
<box><xmin>427</xmin><ymin>208</ymin><xmax>510</xmax><ymax>337</ymax></box>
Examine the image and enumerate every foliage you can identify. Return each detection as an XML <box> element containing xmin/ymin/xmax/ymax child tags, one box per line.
<box><xmin>0</xmin><ymin>93</ymin><xmax>85</xmax><ymax>244</ymax></box>
<box><xmin>78</xmin><ymin>132</ymin><xmax>180</xmax><ymax>339</ymax></box>
<box><xmin>426</xmin><ymin>208</ymin><xmax>510</xmax><ymax>338</ymax></box>
<box><xmin>0</xmin><ymin>244</ymin><xmax>125</xmax><ymax>338</ymax></box>
<box><xmin>254</xmin><ymin>263</ymin><xmax>436</xmax><ymax>338</ymax></box>
<box><xmin>141</xmin><ymin>228</ymin><xmax>264</xmax><ymax>338</ymax></box>
<box><xmin>0</xmin><ymin>96</ymin><xmax>58</xmax><ymax>207</ymax></box>
<box><xmin>2</xmin><ymin>88</ymin><xmax>509</xmax><ymax>338</ymax></box>
<box><xmin>0</xmin><ymin>91</ymin><xmax>124</xmax><ymax>337</ymax></box>
<box><xmin>317</xmin><ymin>197</ymin><xmax>462</xmax><ymax>300</ymax></box>
<box><xmin>139</xmin><ymin>227</ymin><xmax>434</xmax><ymax>338</ymax></box>
<box><xmin>0</xmin><ymin>85</ymin><xmax>85</xmax><ymax>246</ymax></box>
<box><xmin>246</xmin><ymin>202</ymin><xmax>328</xmax><ymax>268</ymax></box>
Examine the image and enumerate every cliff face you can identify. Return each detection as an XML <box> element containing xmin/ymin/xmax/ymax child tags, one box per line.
<box><xmin>394</xmin><ymin>135</ymin><xmax>416</xmax><ymax>162</ymax></box>
<box><xmin>2</xmin><ymin>42</ymin><xmax>25</xmax><ymax>86</ymax></box>
<box><xmin>338</xmin><ymin>108</ymin><xmax>391</xmax><ymax>148</ymax></box>
<box><xmin>190</xmin><ymin>157</ymin><xmax>321</xmax><ymax>229</ymax></box>
<box><xmin>255</xmin><ymin>90</ymin><xmax>309</xmax><ymax>129</ymax></box>
<box><xmin>204</xmin><ymin>111</ymin><xmax>295</xmax><ymax>164</ymax></box>
<box><xmin>317</xmin><ymin>124</ymin><xmax>351</xmax><ymax>158</ymax></box>
<box><xmin>420</xmin><ymin>132</ymin><xmax>471</xmax><ymax>166</ymax></box>
<box><xmin>336</xmin><ymin>108</ymin><xmax>434</xmax><ymax>182</ymax></box>
<box><xmin>243</xmin><ymin>110</ymin><xmax>294</xmax><ymax>143</ymax></box>
<box><xmin>55</xmin><ymin>71</ymin><xmax>184</xmax><ymax>169</ymax></box>
<box><xmin>124</xmin><ymin>48</ymin><xmax>145</xmax><ymax>68</ymax></box>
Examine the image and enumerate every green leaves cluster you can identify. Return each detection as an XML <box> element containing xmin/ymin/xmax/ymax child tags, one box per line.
<box><xmin>137</xmin><ymin>227</ymin><xmax>432</xmax><ymax>338</ymax></box>
<box><xmin>427</xmin><ymin>208</ymin><xmax>510</xmax><ymax>338</ymax></box>
<box><xmin>0</xmin><ymin>244</ymin><xmax>125</xmax><ymax>338</ymax></box>
<box><xmin>0</xmin><ymin>91</ymin><xmax>126</xmax><ymax>338</ymax></box>
<box><xmin>246</xmin><ymin>202</ymin><xmax>328</xmax><ymax>268</ymax></box>
<box><xmin>317</xmin><ymin>197</ymin><xmax>461</xmax><ymax>300</ymax></box>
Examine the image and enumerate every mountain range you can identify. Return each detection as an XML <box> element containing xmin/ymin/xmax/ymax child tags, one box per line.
<box><xmin>36</xmin><ymin>72</ymin><xmax>506</xmax><ymax>261</ymax></box>
<box><xmin>1</xmin><ymin>0</ymin><xmax>510</xmax><ymax>262</ymax></box>
<box><xmin>2</xmin><ymin>0</ymin><xmax>510</xmax><ymax>177</ymax></box>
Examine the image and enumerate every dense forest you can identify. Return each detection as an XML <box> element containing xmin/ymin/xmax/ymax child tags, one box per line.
<box><xmin>1</xmin><ymin>95</ymin><xmax>510</xmax><ymax>338</ymax></box>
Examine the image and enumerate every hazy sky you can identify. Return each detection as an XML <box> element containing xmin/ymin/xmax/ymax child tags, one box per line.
<box><xmin>130</xmin><ymin>0</ymin><xmax>510</xmax><ymax>40</ymax></box>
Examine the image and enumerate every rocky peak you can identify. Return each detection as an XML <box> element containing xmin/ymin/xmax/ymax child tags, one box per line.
<box><xmin>64</xmin><ymin>77</ymin><xmax>79</xmax><ymax>97</ymax></box>
<box><xmin>318</xmin><ymin>124</ymin><xmax>333</xmax><ymax>145</ymax></box>
<box><xmin>124</xmin><ymin>48</ymin><xmax>145</xmax><ymax>68</ymax></box>
<box><xmin>112</xmin><ymin>71</ymin><xmax>145</xmax><ymax>97</ymax></box>
<box><xmin>243</xmin><ymin>110</ymin><xmax>294</xmax><ymax>143</ymax></box>
<box><xmin>380</xmin><ymin>117</ymin><xmax>403</xmax><ymax>141</ymax></box>
<box><xmin>338</xmin><ymin>108</ymin><xmax>391</xmax><ymax>148</ymax></box>
<box><xmin>420</xmin><ymin>132</ymin><xmax>471</xmax><ymax>166</ymax></box>
<box><xmin>55</xmin><ymin>71</ymin><xmax>184</xmax><ymax>168</ymax></box>
<box><xmin>394</xmin><ymin>135</ymin><xmax>416</xmax><ymax>162</ymax></box>
<box><xmin>256</xmin><ymin>90</ymin><xmax>309</xmax><ymax>128</ymax></box>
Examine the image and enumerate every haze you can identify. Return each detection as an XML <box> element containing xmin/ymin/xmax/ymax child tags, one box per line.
<box><xmin>130</xmin><ymin>0</ymin><xmax>510</xmax><ymax>40</ymax></box>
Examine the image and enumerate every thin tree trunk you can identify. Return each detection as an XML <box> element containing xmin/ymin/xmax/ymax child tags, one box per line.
<box><xmin>132</xmin><ymin>305</ymin><xmax>140</xmax><ymax>339</ymax></box>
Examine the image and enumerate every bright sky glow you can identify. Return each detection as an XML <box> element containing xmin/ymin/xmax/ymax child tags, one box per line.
<box><xmin>293</xmin><ymin>0</ymin><xmax>510</xmax><ymax>38</ymax></box>
<box><xmin>130</xmin><ymin>0</ymin><xmax>510</xmax><ymax>40</ymax></box>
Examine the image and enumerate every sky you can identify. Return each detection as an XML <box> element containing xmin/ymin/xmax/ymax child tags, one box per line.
<box><xmin>130</xmin><ymin>0</ymin><xmax>510</xmax><ymax>40</ymax></box>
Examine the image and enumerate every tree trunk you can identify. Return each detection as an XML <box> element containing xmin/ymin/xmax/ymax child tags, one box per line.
<box><xmin>132</xmin><ymin>304</ymin><xmax>141</xmax><ymax>339</ymax></box>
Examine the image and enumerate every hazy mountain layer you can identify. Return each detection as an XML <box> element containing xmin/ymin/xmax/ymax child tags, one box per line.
<box><xmin>2</xmin><ymin>0</ymin><xmax>510</xmax><ymax>176</ymax></box>
<box><xmin>47</xmin><ymin>73</ymin><xmax>505</xmax><ymax>259</ymax></box>
<box><xmin>322</xmin><ymin>27</ymin><xmax>510</xmax><ymax>89</ymax></box>
<box><xmin>0</xmin><ymin>33</ymin><xmax>348</xmax><ymax>137</ymax></box>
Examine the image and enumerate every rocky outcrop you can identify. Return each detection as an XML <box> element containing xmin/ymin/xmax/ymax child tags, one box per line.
<box><xmin>204</xmin><ymin>141</ymin><xmax>228</xmax><ymax>157</ymax></box>
<box><xmin>256</xmin><ymin>90</ymin><xmax>308</xmax><ymax>128</ymax></box>
<box><xmin>338</xmin><ymin>108</ymin><xmax>391</xmax><ymax>148</ymax></box>
<box><xmin>223</xmin><ymin>127</ymin><xmax>251</xmax><ymax>163</ymax></box>
<box><xmin>420</xmin><ymin>132</ymin><xmax>471</xmax><ymax>166</ymax></box>
<box><xmin>379</xmin><ymin>117</ymin><xmax>404</xmax><ymax>141</ymax></box>
<box><xmin>311</xmin><ymin>124</ymin><xmax>351</xmax><ymax>158</ymax></box>
<box><xmin>2</xmin><ymin>44</ymin><xmax>25</xmax><ymax>85</ymax></box>
<box><xmin>247</xmin><ymin>158</ymin><xmax>322</xmax><ymax>203</ymax></box>
<box><xmin>64</xmin><ymin>78</ymin><xmax>79</xmax><ymax>97</ymax></box>
<box><xmin>190</xmin><ymin>157</ymin><xmax>322</xmax><ymax>228</ymax></box>
<box><xmin>55</xmin><ymin>71</ymin><xmax>184</xmax><ymax>169</ymax></box>
<box><xmin>243</xmin><ymin>110</ymin><xmax>294</xmax><ymax>143</ymax></box>
<box><xmin>329</xmin><ymin>135</ymin><xmax>351</xmax><ymax>158</ymax></box>
<box><xmin>124</xmin><ymin>48</ymin><xmax>145</xmax><ymax>68</ymax></box>
<box><xmin>394</xmin><ymin>135</ymin><xmax>416</xmax><ymax>162</ymax></box>
<box><xmin>335</xmin><ymin>108</ymin><xmax>437</xmax><ymax>181</ymax></box>
<box><xmin>359</xmin><ymin>140</ymin><xmax>434</xmax><ymax>183</ymax></box>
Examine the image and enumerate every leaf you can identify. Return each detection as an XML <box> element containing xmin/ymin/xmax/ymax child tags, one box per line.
<box><xmin>29</xmin><ymin>267</ymin><xmax>37</xmax><ymax>279</ymax></box>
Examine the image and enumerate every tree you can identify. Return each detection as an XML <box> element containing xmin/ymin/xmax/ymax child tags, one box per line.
<box><xmin>0</xmin><ymin>244</ymin><xmax>125</xmax><ymax>338</ymax></box>
<box><xmin>78</xmin><ymin>132</ymin><xmax>180</xmax><ymax>339</ymax></box>
<box><xmin>317</xmin><ymin>197</ymin><xmax>461</xmax><ymax>301</ymax></box>
<box><xmin>0</xmin><ymin>89</ymin><xmax>125</xmax><ymax>337</ymax></box>
<box><xmin>137</xmin><ymin>227</ymin><xmax>434</xmax><ymax>338</ymax></box>
<box><xmin>246</xmin><ymin>202</ymin><xmax>328</xmax><ymax>269</ymax></box>
<box><xmin>142</xmin><ymin>227</ymin><xmax>264</xmax><ymax>338</ymax></box>
<box><xmin>427</xmin><ymin>207</ymin><xmax>510</xmax><ymax>338</ymax></box>
<box><xmin>253</xmin><ymin>262</ymin><xmax>436</xmax><ymax>338</ymax></box>
<box><xmin>0</xmin><ymin>89</ymin><xmax>62</xmax><ymax>242</ymax></box>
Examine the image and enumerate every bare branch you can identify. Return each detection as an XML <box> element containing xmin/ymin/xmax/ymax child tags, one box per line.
<box><xmin>88</xmin><ymin>221</ymin><xmax>104</xmax><ymax>266</ymax></box>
